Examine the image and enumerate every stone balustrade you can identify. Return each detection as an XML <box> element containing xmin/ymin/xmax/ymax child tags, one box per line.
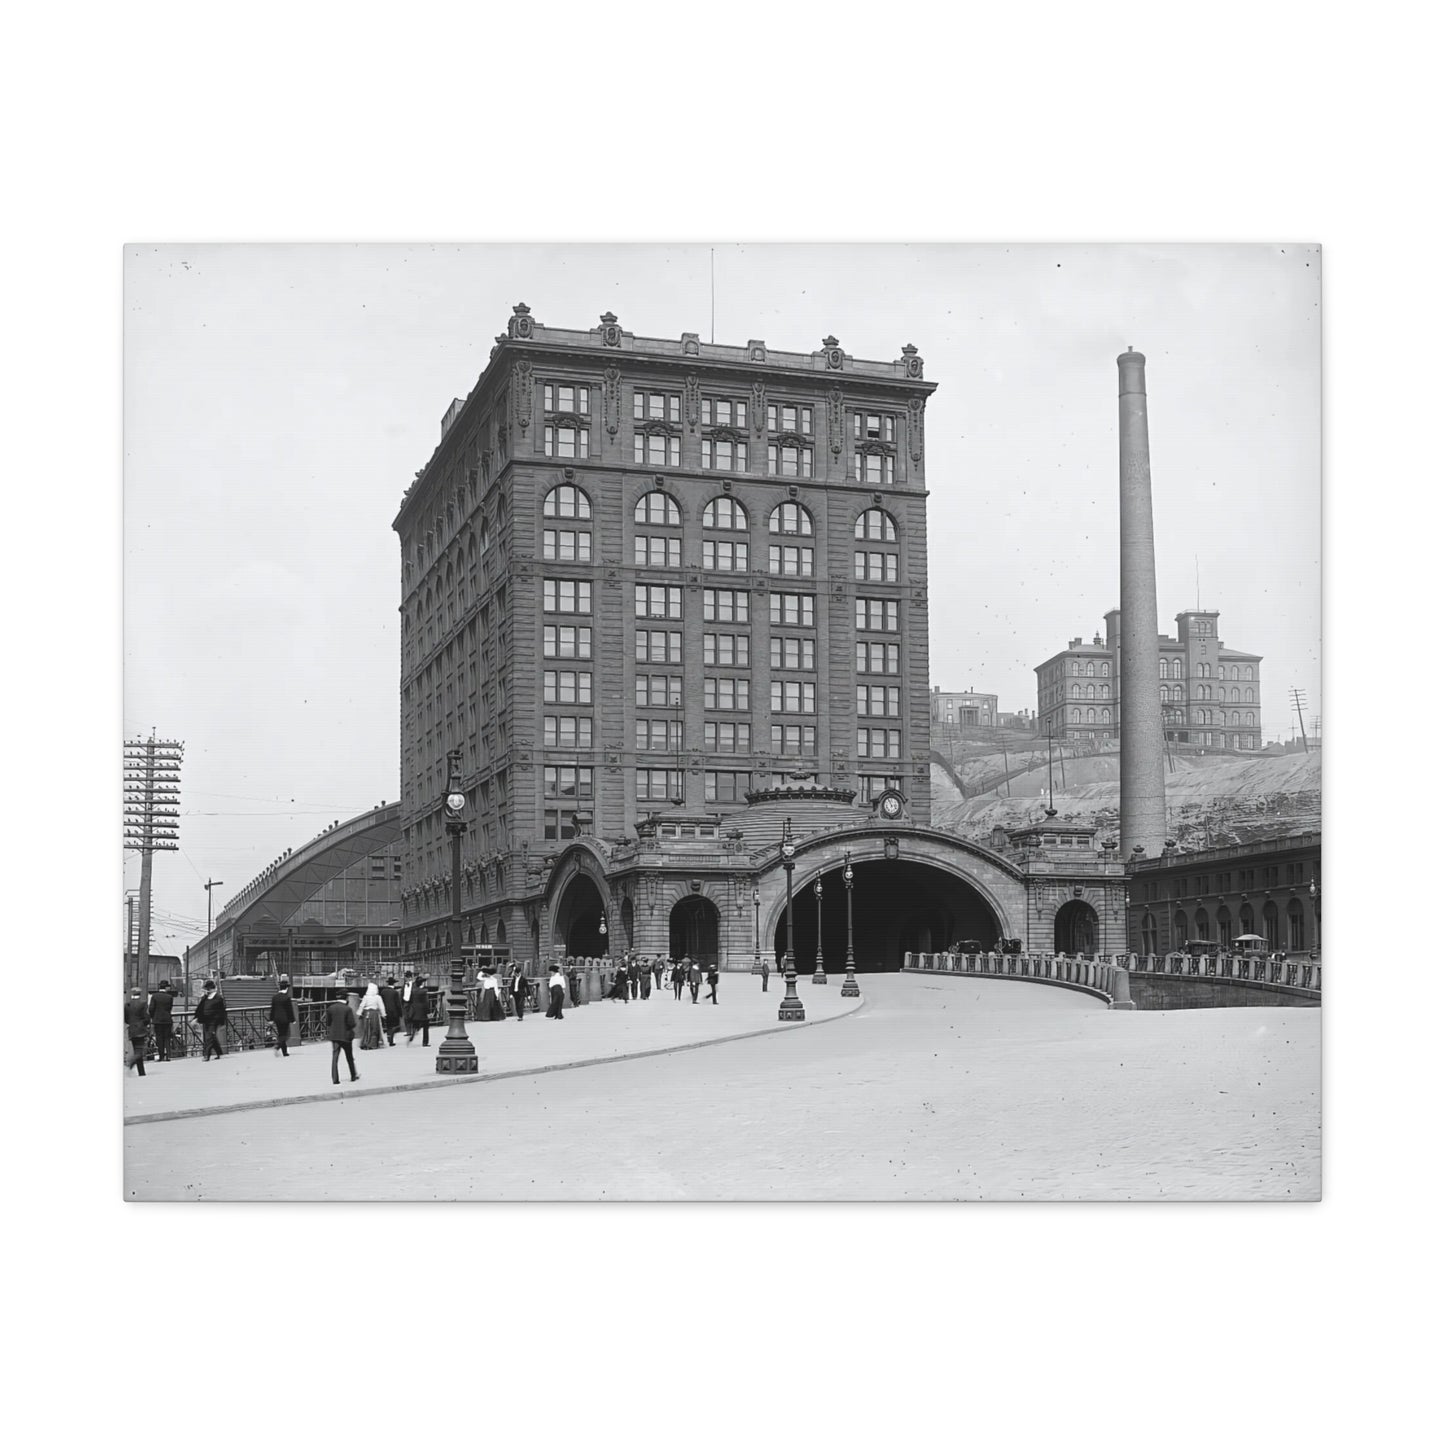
<box><xmin>1123</xmin><ymin>952</ymin><xmax>1322</xmax><ymax>993</ymax></box>
<box><xmin>902</xmin><ymin>951</ymin><xmax>1128</xmax><ymax>1008</ymax></box>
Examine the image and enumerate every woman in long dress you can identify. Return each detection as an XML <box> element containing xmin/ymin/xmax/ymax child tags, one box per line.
<box><xmin>480</xmin><ymin>968</ymin><xmax>506</xmax><ymax>1021</ymax></box>
<box><xmin>358</xmin><ymin>982</ymin><xmax>385</xmax><ymax>1049</ymax></box>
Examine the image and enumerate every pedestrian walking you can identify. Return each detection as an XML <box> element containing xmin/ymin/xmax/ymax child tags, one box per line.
<box><xmin>402</xmin><ymin>970</ymin><xmax>430</xmax><ymax>1046</ymax></box>
<box><xmin>639</xmin><ymin>961</ymin><xmax>652</xmax><ymax>1000</ymax></box>
<box><xmin>760</xmin><ymin>957</ymin><xmax>770</xmax><ymax>993</ymax></box>
<box><xmin>706</xmin><ymin>962</ymin><xmax>719</xmax><ymax>1005</ymax></box>
<box><xmin>687</xmin><ymin>956</ymin><xmax>701</xmax><ymax>1004</ymax></box>
<box><xmin>326</xmin><ymin>994</ymin><xmax>360</xmax><ymax>1084</ymax></box>
<box><xmin>124</xmin><ymin>987</ymin><xmax>149</xmax><ymax>1076</ymax></box>
<box><xmin>269</xmin><ymin>976</ymin><xmax>297</xmax><ymax>1057</ymax></box>
<box><xmin>628</xmin><ymin>956</ymin><xmax>640</xmax><ymax>1000</ymax></box>
<box><xmin>195</xmin><ymin>978</ymin><xmax>228</xmax><ymax>1061</ymax></box>
<box><xmin>148</xmin><ymin>979</ymin><xmax>175</xmax><ymax>1060</ymax></box>
<box><xmin>672</xmin><ymin>958</ymin><xmax>685</xmax><ymax>1000</ymax></box>
<box><xmin>358</xmin><ymin>982</ymin><xmax>385</xmax><ymax>1049</ymax></box>
<box><xmin>480</xmin><ymin>967</ymin><xmax>506</xmax><ymax>1021</ymax></box>
<box><xmin>607</xmin><ymin>965</ymin><xmax>629</xmax><ymax>1002</ymax></box>
<box><xmin>379</xmin><ymin>976</ymin><xmax>403</xmax><ymax>1045</ymax></box>
<box><xmin>652</xmin><ymin>957</ymin><xmax>664</xmax><ymax>991</ymax></box>
<box><xmin>546</xmin><ymin>964</ymin><xmax>567</xmax><ymax>1019</ymax></box>
<box><xmin>510</xmin><ymin>966</ymin><xmax>531</xmax><ymax>1021</ymax></box>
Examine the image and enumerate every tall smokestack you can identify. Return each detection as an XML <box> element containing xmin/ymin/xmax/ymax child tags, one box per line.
<box><xmin>1118</xmin><ymin>348</ymin><xmax>1166</xmax><ymax>858</ymax></box>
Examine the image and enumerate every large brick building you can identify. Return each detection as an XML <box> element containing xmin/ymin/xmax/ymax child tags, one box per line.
<box><xmin>1035</xmin><ymin>608</ymin><xmax>1263</xmax><ymax>750</ymax></box>
<box><xmin>393</xmin><ymin>308</ymin><xmax>941</xmax><ymax>967</ymax></box>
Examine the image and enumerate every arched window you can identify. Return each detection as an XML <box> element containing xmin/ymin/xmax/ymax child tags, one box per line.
<box><xmin>1231</xmin><ymin>666</ymin><xmax>1239</xmax><ymax>680</ymax></box>
<box><xmin>1245</xmin><ymin>688</ymin><xmax>1255</xmax><ymax>703</ymax></box>
<box><xmin>1159</xmin><ymin>686</ymin><xmax>1169</xmax><ymax>703</ymax></box>
<box><xmin>634</xmin><ymin>492</ymin><xmax>681</xmax><ymax>526</ymax></box>
<box><xmin>1173</xmin><ymin>685</ymin><xmax>1184</xmax><ymax>702</ymax></box>
<box><xmin>1086</xmin><ymin>661</ymin><xmax>1096</xmax><ymax>677</ymax></box>
<box><xmin>853</xmin><ymin>507</ymin><xmax>895</xmax><ymax>541</ymax></box>
<box><xmin>543</xmin><ymin>483</ymin><xmax>591</xmax><ymax>520</ymax></box>
<box><xmin>1171</xmin><ymin>659</ymin><xmax>1183</xmax><ymax>679</ymax></box>
<box><xmin>1159</xmin><ymin>660</ymin><xmax>1169</xmax><ymax>680</ymax></box>
<box><xmin>1142</xmin><ymin>912</ymin><xmax>1158</xmax><ymax>956</ymax></box>
<box><xmin>1245</xmin><ymin>711</ymin><xmax>1255</xmax><ymax>726</ymax></box>
<box><xmin>1071</xmin><ymin>661</ymin><xmax>1080</xmax><ymax>676</ymax></box>
<box><xmin>1230</xmin><ymin>687</ymin><xmax>1239</xmax><ymax>702</ymax></box>
<box><xmin>703</xmin><ymin>496</ymin><xmax>749</xmax><ymax>531</ymax></box>
<box><xmin>1194</xmin><ymin>908</ymin><xmax>1210</xmax><ymax>940</ymax></box>
<box><xmin>1071</xmin><ymin>708</ymin><xmax>1081</xmax><ymax>722</ymax></box>
<box><xmin>1286</xmin><ymin>898</ymin><xmax>1307</xmax><ymax>951</ymax></box>
<box><xmin>1086</xmin><ymin>684</ymin><xmax>1095</xmax><ymax>699</ymax></box>
<box><xmin>1217</xmin><ymin>907</ymin><xmax>1233</xmax><ymax>949</ymax></box>
<box><xmin>1101</xmin><ymin>707</ymin><xmax>1110</xmax><ymax>722</ymax></box>
<box><xmin>1239</xmin><ymin>902</ymin><xmax>1255</xmax><ymax>935</ymax></box>
<box><xmin>773</xmin><ymin>501</ymin><xmax>815</xmax><ymax>536</ymax></box>
<box><xmin>1173</xmin><ymin>911</ymin><xmax>1188</xmax><ymax>950</ymax></box>
<box><xmin>1262</xmin><ymin>900</ymin><xmax>1280</xmax><ymax>949</ymax></box>
<box><xmin>1218</xmin><ymin>664</ymin><xmax>1226</xmax><ymax>680</ymax></box>
<box><xmin>1086</xmin><ymin>707</ymin><xmax>1096</xmax><ymax>722</ymax></box>
<box><xmin>1245</xmin><ymin>665</ymin><xmax>1254</xmax><ymax>680</ymax></box>
<box><xmin>1198</xmin><ymin>663</ymin><xmax>1209</xmax><ymax>678</ymax></box>
<box><xmin>1100</xmin><ymin>684</ymin><xmax>1110</xmax><ymax>698</ymax></box>
<box><xmin>1101</xmin><ymin>662</ymin><xmax>1110</xmax><ymax>676</ymax></box>
<box><xmin>1071</xmin><ymin>684</ymin><xmax>1081</xmax><ymax>698</ymax></box>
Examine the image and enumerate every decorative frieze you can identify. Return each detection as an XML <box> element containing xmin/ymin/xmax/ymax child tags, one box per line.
<box><xmin>684</xmin><ymin>374</ymin><xmax>701</xmax><ymax>429</ymax></box>
<box><xmin>603</xmin><ymin>365</ymin><xmax>622</xmax><ymax>435</ymax></box>
<box><xmin>512</xmin><ymin>360</ymin><xmax>533</xmax><ymax>433</ymax></box>
<box><xmin>750</xmin><ymin>380</ymin><xmax>766</xmax><ymax>435</ymax></box>
<box><xmin>827</xmin><ymin>387</ymin><xmax>844</xmax><ymax>456</ymax></box>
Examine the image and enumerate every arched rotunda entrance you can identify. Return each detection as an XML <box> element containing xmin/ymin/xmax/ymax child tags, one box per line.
<box><xmin>670</xmin><ymin>895</ymin><xmax>720</xmax><ymax>968</ymax></box>
<box><xmin>552</xmin><ymin>870</ymin><xmax>611</xmax><ymax>958</ymax></box>
<box><xmin>772</xmin><ymin>856</ymin><xmax>1006</xmax><ymax>974</ymax></box>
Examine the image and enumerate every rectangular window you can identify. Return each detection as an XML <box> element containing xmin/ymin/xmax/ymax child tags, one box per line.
<box><xmin>855</xmin><ymin>598</ymin><xmax>899</xmax><ymax>632</ymax></box>
<box><xmin>703</xmin><ymin>721</ymin><xmax>751</xmax><ymax>752</ymax></box>
<box><xmin>703</xmin><ymin>633</ymin><xmax>750</xmax><ymax>667</ymax></box>
<box><xmin>856</xmin><ymin>728</ymin><xmax>903</xmax><ymax>759</ymax></box>
<box><xmin>767</xmin><ymin>442</ymin><xmax>814</xmax><ymax>478</ymax></box>
<box><xmin>770</xmin><ymin>680</ymin><xmax>817</xmax><ymax>713</ymax></box>
<box><xmin>770</xmin><ymin>724</ymin><xmax>817</xmax><ymax>755</ymax></box>
<box><xmin>853</xmin><ymin>550</ymin><xmax>898</xmax><ymax>582</ymax></box>
<box><xmin>702</xmin><ymin>539</ymin><xmax>749</xmax><ymax>571</ymax></box>
<box><xmin>770</xmin><ymin>636</ymin><xmax>816</xmax><ymax>670</ymax></box>
<box><xmin>701</xmin><ymin>437</ymin><xmax>749</xmax><ymax>471</ymax></box>
<box><xmin>634</xmin><ymin>391</ymin><xmax>681</xmax><ymax>424</ymax></box>
<box><xmin>633</xmin><ymin>432</ymin><xmax>681</xmax><ymax>467</ymax></box>
<box><xmin>544</xmin><ymin>625</ymin><xmax>592</xmax><ymax>659</ymax></box>
<box><xmin>767</xmin><ymin>403</ymin><xmax>813</xmax><ymax>435</ymax></box>
<box><xmin>854</xmin><ymin>451</ymin><xmax>895</xmax><ymax>486</ymax></box>
<box><xmin>703</xmin><ymin>677</ymin><xmax>750</xmax><ymax>711</ymax></box>
<box><xmin>635</xmin><ymin>629</ymin><xmax>683</xmax><ymax>664</ymax></box>
<box><xmin>543</xmin><ymin>716</ymin><xmax>594</xmax><ymax>748</ymax></box>
<box><xmin>855</xmin><ymin>684</ymin><xmax>901</xmax><ymax>717</ymax></box>
<box><xmin>703</xmin><ymin>589</ymin><xmax>750</xmax><ymax>624</ymax></box>
<box><xmin>635</xmin><ymin>768</ymin><xmax>683</xmax><ymax>801</ymax></box>
<box><xmin>635</xmin><ymin>719</ymin><xmax>682</xmax><ymax>751</ymax></box>
<box><xmin>543</xmin><ymin>383</ymin><xmax>589</xmax><ymax>414</ymax></box>
<box><xmin>634</xmin><ymin>535</ymin><xmax>682</xmax><ymax>568</ymax></box>
<box><xmin>543</xmin><ymin>424</ymin><xmax>590</xmax><ymax>459</ymax></box>
<box><xmin>768</xmin><ymin>544</ymin><xmax>814</xmax><ymax>577</ymax></box>
<box><xmin>543</xmin><ymin>578</ymin><xmax>592</xmax><ymax>614</ymax></box>
<box><xmin>634</xmin><ymin>584</ymin><xmax>683</xmax><ymax>619</ymax></box>
<box><xmin>543</xmin><ymin>529</ymin><xmax>592</xmax><ymax>563</ymax></box>
<box><xmin>543</xmin><ymin>765</ymin><xmax>594</xmax><ymax>800</ymax></box>
<box><xmin>542</xmin><ymin>809</ymin><xmax>578</xmax><ymax>842</ymax></box>
<box><xmin>769</xmin><ymin>592</ymin><xmax>816</xmax><ymax>627</ymax></box>
<box><xmin>854</xmin><ymin>412</ymin><xmax>896</xmax><ymax>442</ymax></box>
<box><xmin>705</xmin><ymin>770</ymin><xmax>749</xmax><ymax>802</ymax></box>
<box><xmin>858</xmin><ymin>774</ymin><xmax>903</xmax><ymax>800</ymax></box>
<box><xmin>855</xmin><ymin>641</ymin><xmax>901</xmax><ymax>674</ymax></box>
<box><xmin>635</xmin><ymin>674</ymin><xmax>684</xmax><ymax>707</ymax></box>
<box><xmin>543</xmin><ymin>670</ymin><xmax>593</xmax><ymax>705</ymax></box>
<box><xmin>702</xmin><ymin>397</ymin><xmax>747</xmax><ymax>428</ymax></box>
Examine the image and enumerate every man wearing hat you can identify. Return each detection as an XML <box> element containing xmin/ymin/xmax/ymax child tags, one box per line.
<box><xmin>148</xmin><ymin>979</ymin><xmax>176</xmax><ymax>1060</ymax></box>
<box><xmin>379</xmin><ymin>975</ymin><xmax>403</xmax><ymax>1046</ymax></box>
<box><xmin>269</xmin><ymin>975</ymin><xmax>297</xmax><ymax>1058</ymax></box>
<box><xmin>546</xmin><ymin>963</ymin><xmax>567</xmax><ymax>1019</ymax></box>
<box><xmin>124</xmin><ymin>987</ymin><xmax>150</xmax><ymax>1076</ymax></box>
<box><xmin>194</xmin><ymin>978</ymin><xmax>228</xmax><ymax>1061</ymax></box>
<box><xmin>325</xmin><ymin>991</ymin><xmax>360</xmax><ymax>1085</ymax></box>
<box><xmin>402</xmin><ymin>969</ymin><xmax>430</xmax><ymax>1046</ymax></box>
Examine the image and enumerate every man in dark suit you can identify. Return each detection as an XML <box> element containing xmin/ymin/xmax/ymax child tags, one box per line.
<box><xmin>124</xmin><ymin>987</ymin><xmax>150</xmax><ymax>1075</ymax></box>
<box><xmin>195</xmin><ymin>979</ymin><xmax>228</xmax><ymax>1061</ymax></box>
<box><xmin>379</xmin><ymin>976</ymin><xmax>403</xmax><ymax>1045</ymax></box>
<box><xmin>326</xmin><ymin>994</ymin><xmax>360</xmax><ymax>1084</ymax></box>
<box><xmin>509</xmin><ymin>967</ymin><xmax>531</xmax><ymax>1022</ymax></box>
<box><xmin>402</xmin><ymin>970</ymin><xmax>430</xmax><ymax>1046</ymax></box>
<box><xmin>148</xmin><ymin>980</ymin><xmax>175</xmax><ymax>1060</ymax></box>
<box><xmin>269</xmin><ymin>977</ymin><xmax>297</xmax><ymax>1058</ymax></box>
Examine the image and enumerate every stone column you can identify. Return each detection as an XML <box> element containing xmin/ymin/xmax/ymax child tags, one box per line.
<box><xmin>1118</xmin><ymin>349</ymin><xmax>1167</xmax><ymax>858</ymax></box>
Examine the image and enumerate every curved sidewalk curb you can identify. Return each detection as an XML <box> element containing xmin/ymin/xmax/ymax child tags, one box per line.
<box><xmin>124</xmin><ymin>990</ymin><xmax>868</xmax><ymax>1127</ymax></box>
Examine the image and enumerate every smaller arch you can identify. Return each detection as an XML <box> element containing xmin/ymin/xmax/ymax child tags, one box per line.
<box><xmin>772</xmin><ymin>499</ymin><xmax>816</xmax><ymax>536</ymax></box>
<box><xmin>543</xmin><ymin>482</ymin><xmax>592</xmax><ymax>520</ymax></box>
<box><xmin>703</xmin><ymin>496</ymin><xmax>749</xmax><ymax>530</ymax></box>
<box><xmin>853</xmin><ymin>507</ymin><xmax>897</xmax><ymax>542</ymax></box>
<box><xmin>635</xmin><ymin>491</ymin><xmax>681</xmax><ymax>526</ymax></box>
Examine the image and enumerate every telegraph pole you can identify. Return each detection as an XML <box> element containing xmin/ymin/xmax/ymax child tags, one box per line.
<box><xmin>203</xmin><ymin>879</ymin><xmax>226</xmax><ymax>976</ymax></box>
<box><xmin>124</xmin><ymin>733</ymin><xmax>183</xmax><ymax>993</ymax></box>
<box><xmin>1289</xmin><ymin>689</ymin><xmax>1310</xmax><ymax>753</ymax></box>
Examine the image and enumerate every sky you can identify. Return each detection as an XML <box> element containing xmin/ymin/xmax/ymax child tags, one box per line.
<box><xmin>122</xmin><ymin>242</ymin><xmax>1320</xmax><ymax>954</ymax></box>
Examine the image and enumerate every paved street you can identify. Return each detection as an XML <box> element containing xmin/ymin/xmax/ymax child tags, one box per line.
<box><xmin>123</xmin><ymin>974</ymin><xmax>1320</xmax><ymax>1201</ymax></box>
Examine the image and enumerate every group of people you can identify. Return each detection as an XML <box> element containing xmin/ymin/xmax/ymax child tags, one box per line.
<box><xmin>123</xmin><ymin>977</ymin><xmax>205</xmax><ymax>1074</ymax></box>
<box><xmin>318</xmin><ymin>971</ymin><xmax>434</xmax><ymax>1084</ymax></box>
<box><xmin>601</xmin><ymin>954</ymin><xmax>719</xmax><ymax>1005</ymax></box>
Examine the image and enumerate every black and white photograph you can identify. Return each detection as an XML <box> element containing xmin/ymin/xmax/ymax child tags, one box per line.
<box><xmin>120</xmin><ymin>242</ymin><xmax>1322</xmax><ymax>1202</ymax></box>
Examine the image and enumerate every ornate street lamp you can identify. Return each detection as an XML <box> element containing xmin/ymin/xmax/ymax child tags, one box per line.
<box><xmin>812</xmin><ymin>876</ymin><xmax>827</xmax><ymax>983</ymax></box>
<box><xmin>437</xmin><ymin>748</ymin><xmax>478</xmax><ymax>1074</ymax></box>
<box><xmin>841</xmin><ymin>850</ymin><xmax>859</xmax><ymax>997</ymax></box>
<box><xmin>751</xmin><ymin>882</ymin><xmax>763</xmax><ymax>975</ymax></box>
<box><xmin>777</xmin><ymin>818</ymin><xmax>804</xmax><ymax>1021</ymax></box>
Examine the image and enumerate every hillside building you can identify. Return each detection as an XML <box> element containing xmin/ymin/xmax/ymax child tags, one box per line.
<box><xmin>931</xmin><ymin>685</ymin><xmax>998</xmax><ymax>730</ymax></box>
<box><xmin>1035</xmin><ymin>609</ymin><xmax>1263</xmax><ymax>751</ymax></box>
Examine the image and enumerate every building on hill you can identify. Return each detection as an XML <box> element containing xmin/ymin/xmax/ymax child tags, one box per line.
<box><xmin>931</xmin><ymin>685</ymin><xmax>998</xmax><ymax>730</ymax></box>
<box><xmin>997</xmin><ymin>707</ymin><xmax>1036</xmax><ymax>731</ymax></box>
<box><xmin>390</xmin><ymin>305</ymin><xmax>1127</xmax><ymax>975</ymax></box>
<box><xmin>1035</xmin><ymin>609</ymin><xmax>1263</xmax><ymax>752</ymax></box>
<box><xmin>1125</xmin><ymin>831</ymin><xmax>1320</xmax><ymax>957</ymax></box>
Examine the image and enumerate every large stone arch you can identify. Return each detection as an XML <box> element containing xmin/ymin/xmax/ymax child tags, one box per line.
<box><xmin>542</xmin><ymin>842</ymin><xmax>615</xmax><ymax>958</ymax></box>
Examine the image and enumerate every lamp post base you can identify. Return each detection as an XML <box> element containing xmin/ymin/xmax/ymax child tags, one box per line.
<box><xmin>777</xmin><ymin>967</ymin><xmax>805</xmax><ymax>1022</ymax></box>
<box><xmin>436</xmin><ymin>1042</ymin><xmax>479</xmax><ymax>1074</ymax></box>
<box><xmin>841</xmin><ymin>952</ymin><xmax>860</xmax><ymax>997</ymax></box>
<box><xmin>812</xmin><ymin>963</ymin><xmax>827</xmax><ymax>984</ymax></box>
<box><xmin>436</xmin><ymin>959</ymin><xmax>478</xmax><ymax>1074</ymax></box>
